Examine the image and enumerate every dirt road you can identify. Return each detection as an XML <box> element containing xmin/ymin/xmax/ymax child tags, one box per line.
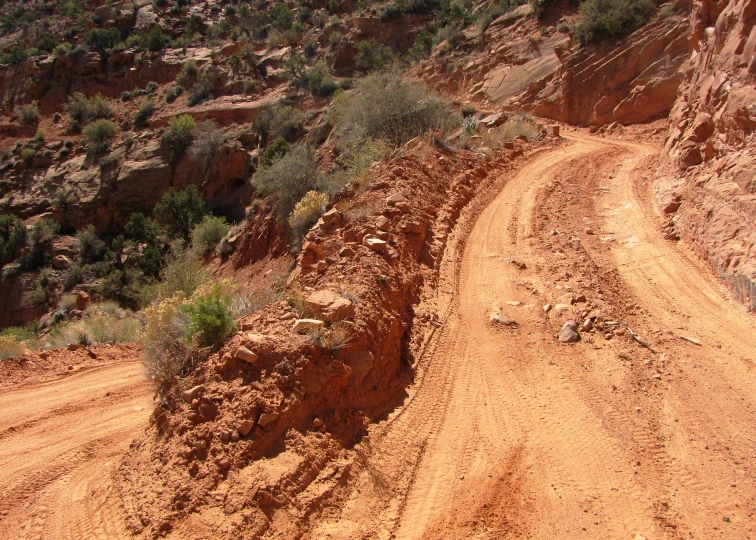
<box><xmin>318</xmin><ymin>132</ymin><xmax>756</xmax><ymax>539</ymax></box>
<box><xmin>0</xmin><ymin>354</ymin><xmax>152</xmax><ymax>540</ymax></box>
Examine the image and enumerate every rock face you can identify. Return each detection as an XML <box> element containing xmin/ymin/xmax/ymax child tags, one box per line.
<box><xmin>507</xmin><ymin>17</ymin><xmax>689</xmax><ymax>126</ymax></box>
<box><xmin>657</xmin><ymin>0</ymin><xmax>756</xmax><ymax>309</ymax></box>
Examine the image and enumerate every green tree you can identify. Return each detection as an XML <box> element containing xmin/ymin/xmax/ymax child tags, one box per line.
<box><xmin>153</xmin><ymin>185</ymin><xmax>205</xmax><ymax>241</ymax></box>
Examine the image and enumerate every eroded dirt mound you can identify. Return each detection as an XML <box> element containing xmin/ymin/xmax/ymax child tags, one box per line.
<box><xmin>115</xmin><ymin>137</ymin><xmax>555</xmax><ymax>538</ymax></box>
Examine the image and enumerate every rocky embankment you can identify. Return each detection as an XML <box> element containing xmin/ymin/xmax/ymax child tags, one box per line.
<box><xmin>657</xmin><ymin>0</ymin><xmax>756</xmax><ymax>309</ymax></box>
<box><xmin>116</xmin><ymin>138</ymin><xmax>548</xmax><ymax>538</ymax></box>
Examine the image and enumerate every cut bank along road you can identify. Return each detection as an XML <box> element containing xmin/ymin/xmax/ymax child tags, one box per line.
<box><xmin>327</xmin><ymin>131</ymin><xmax>756</xmax><ymax>540</ymax></box>
<box><xmin>0</xmin><ymin>356</ymin><xmax>152</xmax><ymax>540</ymax></box>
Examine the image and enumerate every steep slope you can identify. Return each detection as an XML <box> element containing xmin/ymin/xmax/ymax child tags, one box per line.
<box><xmin>658</xmin><ymin>0</ymin><xmax>756</xmax><ymax>309</ymax></box>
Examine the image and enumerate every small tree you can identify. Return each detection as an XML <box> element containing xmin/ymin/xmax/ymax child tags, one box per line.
<box><xmin>125</xmin><ymin>212</ymin><xmax>161</xmax><ymax>242</ymax></box>
<box><xmin>85</xmin><ymin>28</ymin><xmax>122</xmax><ymax>57</ymax></box>
<box><xmin>76</xmin><ymin>225</ymin><xmax>107</xmax><ymax>262</ymax></box>
<box><xmin>188</xmin><ymin>121</ymin><xmax>226</xmax><ymax>175</ymax></box>
<box><xmin>575</xmin><ymin>0</ymin><xmax>656</xmax><ymax>45</ymax></box>
<box><xmin>354</xmin><ymin>40</ymin><xmax>394</xmax><ymax>73</ymax></box>
<box><xmin>261</xmin><ymin>137</ymin><xmax>290</xmax><ymax>166</ymax></box>
<box><xmin>182</xmin><ymin>285</ymin><xmax>236</xmax><ymax>347</ymax></box>
<box><xmin>153</xmin><ymin>185</ymin><xmax>205</xmax><ymax>240</ymax></box>
<box><xmin>134</xmin><ymin>99</ymin><xmax>155</xmax><ymax>126</ymax></box>
<box><xmin>288</xmin><ymin>190</ymin><xmax>328</xmax><ymax>239</ymax></box>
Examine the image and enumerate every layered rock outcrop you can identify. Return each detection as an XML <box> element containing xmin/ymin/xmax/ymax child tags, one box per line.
<box><xmin>657</xmin><ymin>0</ymin><xmax>756</xmax><ymax>309</ymax></box>
<box><xmin>506</xmin><ymin>16</ymin><xmax>690</xmax><ymax>126</ymax></box>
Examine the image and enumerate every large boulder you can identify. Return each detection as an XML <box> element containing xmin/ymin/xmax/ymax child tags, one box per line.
<box><xmin>303</xmin><ymin>291</ymin><xmax>356</xmax><ymax>321</ymax></box>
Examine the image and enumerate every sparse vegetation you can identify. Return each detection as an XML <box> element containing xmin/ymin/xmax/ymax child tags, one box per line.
<box><xmin>354</xmin><ymin>39</ymin><xmax>395</xmax><ymax>73</ymax></box>
<box><xmin>188</xmin><ymin>121</ymin><xmax>226</xmax><ymax>174</ymax></box>
<box><xmin>83</xmin><ymin>119</ymin><xmax>118</xmax><ymax>154</ymax></box>
<box><xmin>288</xmin><ymin>190</ymin><xmax>328</xmax><ymax>239</ymax></box>
<box><xmin>134</xmin><ymin>99</ymin><xmax>155</xmax><ymax>126</ymax></box>
<box><xmin>575</xmin><ymin>0</ymin><xmax>655</xmax><ymax>45</ymax></box>
<box><xmin>154</xmin><ymin>185</ymin><xmax>205</xmax><ymax>241</ymax></box>
<box><xmin>15</xmin><ymin>102</ymin><xmax>40</xmax><ymax>125</ymax></box>
<box><xmin>181</xmin><ymin>284</ymin><xmax>236</xmax><ymax>347</ymax></box>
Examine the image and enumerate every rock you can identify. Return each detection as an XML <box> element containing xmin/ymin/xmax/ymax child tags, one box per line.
<box><xmin>67</xmin><ymin>343</ymin><xmax>83</xmax><ymax>351</ymax></box>
<box><xmin>573</xmin><ymin>293</ymin><xmax>586</xmax><ymax>303</ymax></box>
<box><xmin>363</xmin><ymin>236</ymin><xmax>388</xmax><ymax>252</ymax></box>
<box><xmin>376</xmin><ymin>215</ymin><xmax>391</xmax><ymax>231</ymax></box>
<box><xmin>182</xmin><ymin>385</ymin><xmax>205</xmax><ymax>403</ymax></box>
<box><xmin>51</xmin><ymin>255</ymin><xmax>72</xmax><ymax>270</ymax></box>
<box><xmin>68</xmin><ymin>309</ymin><xmax>83</xmax><ymax>319</ymax></box>
<box><xmin>257</xmin><ymin>412</ymin><xmax>280</xmax><ymax>427</ymax></box>
<box><xmin>76</xmin><ymin>291</ymin><xmax>90</xmax><ymax>311</ymax></box>
<box><xmin>292</xmin><ymin>319</ymin><xmax>325</xmax><ymax>334</ymax></box>
<box><xmin>316</xmin><ymin>260</ymin><xmax>329</xmax><ymax>273</ymax></box>
<box><xmin>546</xmin><ymin>125</ymin><xmax>560</xmax><ymax>137</ymax></box>
<box><xmin>386</xmin><ymin>193</ymin><xmax>408</xmax><ymax>206</ymax></box>
<box><xmin>237</xmin><ymin>420</ymin><xmax>255</xmax><ymax>436</ymax></box>
<box><xmin>303</xmin><ymin>290</ymin><xmax>355</xmax><ymax>320</ymax></box>
<box><xmin>235</xmin><ymin>346</ymin><xmax>259</xmax><ymax>364</ymax></box>
<box><xmin>543</xmin><ymin>303</ymin><xmax>552</xmax><ymax>312</ymax></box>
<box><xmin>680</xmin><ymin>335</ymin><xmax>701</xmax><ymax>346</ymax></box>
<box><xmin>339</xmin><ymin>246</ymin><xmax>355</xmax><ymax>257</ymax></box>
<box><xmin>320</xmin><ymin>209</ymin><xmax>343</xmax><ymax>229</ymax></box>
<box><xmin>505</xmin><ymin>300</ymin><xmax>521</xmax><ymax>306</ymax></box>
<box><xmin>313</xmin><ymin>417</ymin><xmax>324</xmax><ymax>427</ymax></box>
<box><xmin>558</xmin><ymin>320</ymin><xmax>580</xmax><ymax>343</ymax></box>
<box><xmin>582</xmin><ymin>319</ymin><xmax>593</xmax><ymax>332</ymax></box>
<box><xmin>491</xmin><ymin>315</ymin><xmax>518</xmax><ymax>326</ymax></box>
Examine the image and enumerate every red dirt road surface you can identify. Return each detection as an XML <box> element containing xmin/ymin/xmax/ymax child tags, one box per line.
<box><xmin>2</xmin><ymin>133</ymin><xmax>756</xmax><ymax>539</ymax></box>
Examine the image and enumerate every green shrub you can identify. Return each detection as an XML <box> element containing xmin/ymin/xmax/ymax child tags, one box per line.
<box><xmin>162</xmin><ymin>114</ymin><xmax>197</xmax><ymax>164</ymax></box>
<box><xmin>65</xmin><ymin>93</ymin><xmax>113</xmax><ymax>131</ymax></box>
<box><xmin>83</xmin><ymin>119</ymin><xmax>117</xmax><ymax>154</ymax></box>
<box><xmin>3</xmin><ymin>45</ymin><xmax>28</xmax><ymax>65</ymax></box>
<box><xmin>99</xmin><ymin>267</ymin><xmax>146</xmax><ymax>309</ymax></box>
<box><xmin>15</xmin><ymin>102</ymin><xmax>40</xmax><ymax>125</ymax></box>
<box><xmin>125</xmin><ymin>212</ymin><xmax>161</xmax><ymax>242</ymax></box>
<box><xmin>308</xmin><ymin>61</ymin><xmax>338</xmax><ymax>97</ymax></box>
<box><xmin>53</xmin><ymin>112</ymin><xmax>62</xmax><ymax>123</ymax></box>
<box><xmin>76</xmin><ymin>224</ymin><xmax>107</xmax><ymax>262</ymax></box>
<box><xmin>146</xmin><ymin>81</ymin><xmax>159</xmax><ymax>93</ymax></box>
<box><xmin>20</xmin><ymin>148</ymin><xmax>36</xmax><ymax>164</ymax></box>
<box><xmin>575</xmin><ymin>0</ymin><xmax>655</xmax><ymax>45</ymax></box>
<box><xmin>134</xmin><ymin>99</ymin><xmax>155</xmax><ymax>126</ymax></box>
<box><xmin>354</xmin><ymin>40</ymin><xmax>394</xmax><ymax>73</ymax></box>
<box><xmin>154</xmin><ymin>184</ymin><xmax>205</xmax><ymax>240</ymax></box>
<box><xmin>99</xmin><ymin>154</ymin><xmax>119</xmax><ymax>169</ymax></box>
<box><xmin>53</xmin><ymin>42</ymin><xmax>73</xmax><ymax>57</ymax></box>
<box><xmin>409</xmin><ymin>29</ymin><xmax>434</xmax><ymax>60</ymax></box>
<box><xmin>252</xmin><ymin>104</ymin><xmax>304</xmax><ymax>145</ymax></box>
<box><xmin>24</xmin><ymin>217</ymin><xmax>59</xmax><ymax>269</ymax></box>
<box><xmin>252</xmin><ymin>144</ymin><xmax>320</xmax><ymax>219</ymax></box>
<box><xmin>461</xmin><ymin>103</ymin><xmax>477</xmax><ymax>117</ymax></box>
<box><xmin>191</xmin><ymin>215</ymin><xmax>230</xmax><ymax>252</ymax></box>
<box><xmin>85</xmin><ymin>27</ymin><xmax>121</xmax><ymax>57</ymax></box>
<box><xmin>165</xmin><ymin>85</ymin><xmax>184</xmax><ymax>103</ymax></box>
<box><xmin>182</xmin><ymin>284</ymin><xmax>236</xmax><ymax>347</ymax></box>
<box><xmin>261</xmin><ymin>136</ymin><xmax>291</xmax><ymax>167</ymax></box>
<box><xmin>270</xmin><ymin>3</ymin><xmax>294</xmax><ymax>31</ymax></box>
<box><xmin>122</xmin><ymin>90</ymin><xmax>133</xmax><ymax>101</ymax></box>
<box><xmin>283</xmin><ymin>53</ymin><xmax>308</xmax><ymax>83</ymax></box>
<box><xmin>187</xmin><ymin>79</ymin><xmax>212</xmax><ymax>106</ymax></box>
<box><xmin>332</xmin><ymin>71</ymin><xmax>453</xmax><ymax>147</ymax></box>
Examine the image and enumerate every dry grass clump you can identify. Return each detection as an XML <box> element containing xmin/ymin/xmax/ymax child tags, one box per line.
<box><xmin>497</xmin><ymin>115</ymin><xmax>540</xmax><ymax>141</ymax></box>
<box><xmin>307</xmin><ymin>321</ymin><xmax>354</xmax><ymax>354</ymax></box>
<box><xmin>0</xmin><ymin>336</ymin><xmax>25</xmax><ymax>360</ymax></box>
<box><xmin>45</xmin><ymin>304</ymin><xmax>142</xmax><ymax>348</ymax></box>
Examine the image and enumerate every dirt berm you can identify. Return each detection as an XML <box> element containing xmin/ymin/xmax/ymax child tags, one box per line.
<box><xmin>116</xmin><ymin>136</ymin><xmax>554</xmax><ymax>537</ymax></box>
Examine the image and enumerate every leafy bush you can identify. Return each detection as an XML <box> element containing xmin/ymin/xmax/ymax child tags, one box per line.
<box><xmin>307</xmin><ymin>61</ymin><xmax>338</xmax><ymax>97</ymax></box>
<box><xmin>409</xmin><ymin>30</ymin><xmax>434</xmax><ymax>60</ymax></box>
<box><xmin>182</xmin><ymin>284</ymin><xmax>236</xmax><ymax>347</ymax></box>
<box><xmin>252</xmin><ymin>104</ymin><xmax>304</xmax><ymax>145</ymax></box>
<box><xmin>461</xmin><ymin>103</ymin><xmax>477</xmax><ymax>117</ymax></box>
<box><xmin>154</xmin><ymin>184</ymin><xmax>205</xmax><ymax>240</ymax></box>
<box><xmin>252</xmin><ymin>144</ymin><xmax>320</xmax><ymax>219</ymax></box>
<box><xmin>15</xmin><ymin>102</ymin><xmax>40</xmax><ymax>125</ymax></box>
<box><xmin>187</xmin><ymin>79</ymin><xmax>212</xmax><ymax>106</ymax></box>
<box><xmin>190</xmin><ymin>215</ymin><xmax>229</xmax><ymax>252</ymax></box>
<box><xmin>20</xmin><ymin>148</ymin><xmax>36</xmax><ymax>164</ymax></box>
<box><xmin>332</xmin><ymin>71</ymin><xmax>453</xmax><ymax>147</ymax></box>
<box><xmin>46</xmin><ymin>304</ymin><xmax>142</xmax><ymax>348</ymax></box>
<box><xmin>83</xmin><ymin>119</ymin><xmax>117</xmax><ymax>154</ymax></box>
<box><xmin>269</xmin><ymin>3</ymin><xmax>294</xmax><ymax>31</ymax></box>
<box><xmin>165</xmin><ymin>85</ymin><xmax>184</xmax><ymax>103</ymax></box>
<box><xmin>99</xmin><ymin>267</ymin><xmax>147</xmax><ymax>309</ymax></box>
<box><xmin>65</xmin><ymin>93</ymin><xmax>113</xmax><ymax>131</ymax></box>
<box><xmin>283</xmin><ymin>53</ymin><xmax>308</xmax><ymax>83</ymax></box>
<box><xmin>354</xmin><ymin>40</ymin><xmax>394</xmax><ymax>73</ymax></box>
<box><xmin>261</xmin><ymin>136</ymin><xmax>291</xmax><ymax>167</ymax></box>
<box><xmin>127</xmin><ymin>25</ymin><xmax>170</xmax><ymax>51</ymax></box>
<box><xmin>125</xmin><ymin>212</ymin><xmax>161</xmax><ymax>242</ymax></box>
<box><xmin>76</xmin><ymin>225</ymin><xmax>107</xmax><ymax>262</ymax></box>
<box><xmin>288</xmin><ymin>190</ymin><xmax>328</xmax><ymax>239</ymax></box>
<box><xmin>575</xmin><ymin>0</ymin><xmax>655</xmax><ymax>45</ymax></box>
<box><xmin>162</xmin><ymin>114</ymin><xmax>197</xmax><ymax>164</ymax></box>
<box><xmin>24</xmin><ymin>217</ymin><xmax>59</xmax><ymax>269</ymax></box>
<box><xmin>134</xmin><ymin>99</ymin><xmax>155</xmax><ymax>126</ymax></box>
<box><xmin>146</xmin><ymin>81</ymin><xmax>159</xmax><ymax>93</ymax></box>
